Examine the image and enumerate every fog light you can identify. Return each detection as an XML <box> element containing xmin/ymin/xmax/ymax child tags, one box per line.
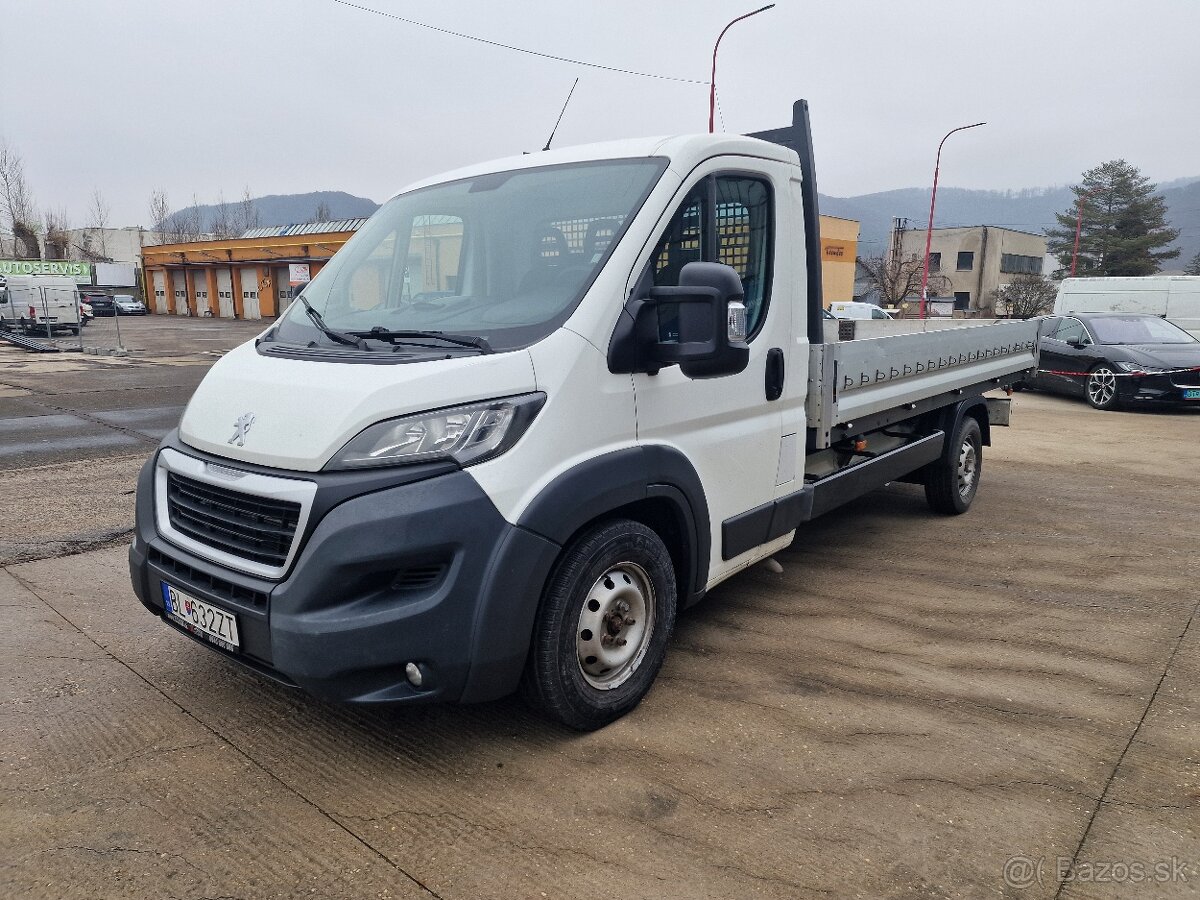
<box><xmin>405</xmin><ymin>662</ymin><xmax>423</xmax><ymax>688</ymax></box>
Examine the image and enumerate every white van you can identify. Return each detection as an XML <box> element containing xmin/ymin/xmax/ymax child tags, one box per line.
<box><xmin>0</xmin><ymin>274</ymin><xmax>82</xmax><ymax>334</ymax></box>
<box><xmin>829</xmin><ymin>301</ymin><xmax>894</xmax><ymax>320</ymax></box>
<box><xmin>1053</xmin><ymin>276</ymin><xmax>1200</xmax><ymax>338</ymax></box>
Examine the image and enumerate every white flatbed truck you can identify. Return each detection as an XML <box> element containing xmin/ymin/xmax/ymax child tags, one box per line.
<box><xmin>129</xmin><ymin>100</ymin><xmax>1037</xmax><ymax>729</ymax></box>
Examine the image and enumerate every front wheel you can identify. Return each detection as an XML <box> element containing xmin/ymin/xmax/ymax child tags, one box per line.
<box><xmin>521</xmin><ymin>518</ymin><xmax>677</xmax><ymax>731</ymax></box>
<box><xmin>1086</xmin><ymin>365</ymin><xmax>1121</xmax><ymax>410</ymax></box>
<box><xmin>925</xmin><ymin>416</ymin><xmax>982</xmax><ymax>515</ymax></box>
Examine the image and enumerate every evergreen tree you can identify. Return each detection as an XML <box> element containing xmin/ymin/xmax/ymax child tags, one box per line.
<box><xmin>1186</xmin><ymin>250</ymin><xmax>1200</xmax><ymax>276</ymax></box>
<box><xmin>1046</xmin><ymin>160</ymin><xmax>1180</xmax><ymax>277</ymax></box>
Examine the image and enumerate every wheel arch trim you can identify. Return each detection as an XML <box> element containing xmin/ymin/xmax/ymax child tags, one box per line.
<box><xmin>515</xmin><ymin>445</ymin><xmax>711</xmax><ymax>600</ymax></box>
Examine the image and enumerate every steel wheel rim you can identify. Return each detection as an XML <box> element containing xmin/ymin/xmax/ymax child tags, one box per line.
<box><xmin>577</xmin><ymin>562</ymin><xmax>655</xmax><ymax>690</ymax></box>
<box><xmin>957</xmin><ymin>439</ymin><xmax>978</xmax><ymax>500</ymax></box>
<box><xmin>1088</xmin><ymin>368</ymin><xmax>1116</xmax><ymax>406</ymax></box>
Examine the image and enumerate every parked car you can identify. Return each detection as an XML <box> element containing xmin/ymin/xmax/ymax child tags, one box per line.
<box><xmin>829</xmin><ymin>301</ymin><xmax>894</xmax><ymax>320</ymax></box>
<box><xmin>81</xmin><ymin>292</ymin><xmax>115</xmax><ymax>316</ymax></box>
<box><xmin>113</xmin><ymin>295</ymin><xmax>148</xmax><ymax>315</ymax></box>
<box><xmin>1023</xmin><ymin>312</ymin><xmax>1200</xmax><ymax>409</ymax></box>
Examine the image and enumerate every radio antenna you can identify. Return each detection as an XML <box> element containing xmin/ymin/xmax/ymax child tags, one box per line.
<box><xmin>543</xmin><ymin>78</ymin><xmax>579</xmax><ymax>151</ymax></box>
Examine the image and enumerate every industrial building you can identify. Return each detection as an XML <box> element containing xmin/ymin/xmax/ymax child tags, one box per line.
<box><xmin>140</xmin><ymin>220</ymin><xmax>364</xmax><ymax>319</ymax></box>
<box><xmin>896</xmin><ymin>225</ymin><xmax>1047</xmax><ymax>316</ymax></box>
<box><xmin>819</xmin><ymin>215</ymin><xmax>860</xmax><ymax>304</ymax></box>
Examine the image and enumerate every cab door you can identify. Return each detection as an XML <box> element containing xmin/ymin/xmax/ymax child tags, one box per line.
<box><xmin>629</xmin><ymin>159</ymin><xmax>796</xmax><ymax>585</ymax></box>
<box><xmin>1040</xmin><ymin>316</ymin><xmax>1093</xmax><ymax>397</ymax></box>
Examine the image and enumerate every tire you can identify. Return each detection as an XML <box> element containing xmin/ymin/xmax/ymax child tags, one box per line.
<box><xmin>521</xmin><ymin>518</ymin><xmax>677</xmax><ymax>731</ymax></box>
<box><xmin>925</xmin><ymin>416</ymin><xmax>983</xmax><ymax>515</ymax></box>
<box><xmin>1085</xmin><ymin>364</ymin><xmax>1121</xmax><ymax>410</ymax></box>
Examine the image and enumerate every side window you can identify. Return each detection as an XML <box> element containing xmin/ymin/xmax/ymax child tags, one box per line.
<box><xmin>1055</xmin><ymin>318</ymin><xmax>1085</xmax><ymax>344</ymax></box>
<box><xmin>715</xmin><ymin>177</ymin><xmax>771</xmax><ymax>333</ymax></box>
<box><xmin>648</xmin><ymin>174</ymin><xmax>773</xmax><ymax>336</ymax></box>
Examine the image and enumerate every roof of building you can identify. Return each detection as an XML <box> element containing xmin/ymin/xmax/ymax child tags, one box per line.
<box><xmin>239</xmin><ymin>219</ymin><xmax>367</xmax><ymax>239</ymax></box>
<box><xmin>917</xmin><ymin>224</ymin><xmax>1046</xmax><ymax>238</ymax></box>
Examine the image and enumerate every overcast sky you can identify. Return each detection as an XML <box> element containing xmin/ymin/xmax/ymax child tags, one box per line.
<box><xmin>3</xmin><ymin>0</ymin><xmax>1198</xmax><ymax>227</ymax></box>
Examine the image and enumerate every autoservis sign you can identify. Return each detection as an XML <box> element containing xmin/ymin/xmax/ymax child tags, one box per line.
<box><xmin>0</xmin><ymin>259</ymin><xmax>93</xmax><ymax>284</ymax></box>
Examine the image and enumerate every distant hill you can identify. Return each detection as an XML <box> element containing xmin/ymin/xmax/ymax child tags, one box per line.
<box><xmin>168</xmin><ymin>191</ymin><xmax>380</xmax><ymax>232</ymax></box>
<box><xmin>820</xmin><ymin>177</ymin><xmax>1200</xmax><ymax>273</ymax></box>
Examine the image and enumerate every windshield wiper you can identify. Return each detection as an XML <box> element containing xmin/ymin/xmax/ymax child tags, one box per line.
<box><xmin>298</xmin><ymin>295</ymin><xmax>368</xmax><ymax>350</ymax></box>
<box><xmin>349</xmin><ymin>327</ymin><xmax>494</xmax><ymax>354</ymax></box>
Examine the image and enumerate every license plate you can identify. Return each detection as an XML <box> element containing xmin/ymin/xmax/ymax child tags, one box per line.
<box><xmin>1184</xmin><ymin>389</ymin><xmax>1200</xmax><ymax>400</ymax></box>
<box><xmin>161</xmin><ymin>583</ymin><xmax>240</xmax><ymax>651</ymax></box>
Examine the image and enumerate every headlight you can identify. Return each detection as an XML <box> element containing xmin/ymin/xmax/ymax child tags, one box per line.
<box><xmin>326</xmin><ymin>393</ymin><xmax>545</xmax><ymax>470</ymax></box>
<box><xmin>1115</xmin><ymin>362</ymin><xmax>1170</xmax><ymax>374</ymax></box>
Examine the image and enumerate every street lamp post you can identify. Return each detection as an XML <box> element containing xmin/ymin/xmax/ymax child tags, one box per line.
<box><xmin>919</xmin><ymin>121</ymin><xmax>986</xmax><ymax>318</ymax></box>
<box><xmin>1069</xmin><ymin>186</ymin><xmax>1102</xmax><ymax>277</ymax></box>
<box><xmin>709</xmin><ymin>5</ymin><xmax>775</xmax><ymax>133</ymax></box>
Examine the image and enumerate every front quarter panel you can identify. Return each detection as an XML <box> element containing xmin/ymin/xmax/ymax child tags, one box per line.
<box><xmin>468</xmin><ymin>328</ymin><xmax>637</xmax><ymax>525</ymax></box>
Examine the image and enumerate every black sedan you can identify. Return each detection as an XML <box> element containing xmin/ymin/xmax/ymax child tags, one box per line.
<box><xmin>80</xmin><ymin>292</ymin><xmax>115</xmax><ymax>316</ymax></box>
<box><xmin>1023</xmin><ymin>313</ymin><xmax>1200</xmax><ymax>410</ymax></box>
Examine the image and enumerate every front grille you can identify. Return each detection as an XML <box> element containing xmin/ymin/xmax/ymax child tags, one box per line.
<box><xmin>166</xmin><ymin>472</ymin><xmax>301</xmax><ymax>568</ymax></box>
<box><xmin>149</xmin><ymin>547</ymin><xmax>269</xmax><ymax>609</ymax></box>
<box><xmin>1171</xmin><ymin>369</ymin><xmax>1200</xmax><ymax>388</ymax></box>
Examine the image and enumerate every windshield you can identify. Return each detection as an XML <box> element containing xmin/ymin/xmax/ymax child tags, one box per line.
<box><xmin>271</xmin><ymin>158</ymin><xmax>667</xmax><ymax>354</ymax></box>
<box><xmin>1089</xmin><ymin>315</ymin><xmax>1198</xmax><ymax>345</ymax></box>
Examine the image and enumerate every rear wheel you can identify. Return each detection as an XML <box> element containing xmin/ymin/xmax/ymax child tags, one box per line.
<box><xmin>925</xmin><ymin>416</ymin><xmax>982</xmax><ymax>515</ymax></box>
<box><xmin>521</xmin><ymin>518</ymin><xmax>677</xmax><ymax>731</ymax></box>
<box><xmin>1086</xmin><ymin>365</ymin><xmax>1120</xmax><ymax>410</ymax></box>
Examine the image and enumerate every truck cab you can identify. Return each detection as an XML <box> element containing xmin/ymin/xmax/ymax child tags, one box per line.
<box><xmin>129</xmin><ymin>101</ymin><xmax>1035</xmax><ymax>729</ymax></box>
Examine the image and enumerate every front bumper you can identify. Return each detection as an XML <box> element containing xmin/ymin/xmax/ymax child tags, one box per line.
<box><xmin>129</xmin><ymin>435</ymin><xmax>560</xmax><ymax>705</ymax></box>
<box><xmin>1119</xmin><ymin>372</ymin><xmax>1200</xmax><ymax>404</ymax></box>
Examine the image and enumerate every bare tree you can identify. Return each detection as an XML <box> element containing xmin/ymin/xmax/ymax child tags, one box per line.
<box><xmin>43</xmin><ymin>206</ymin><xmax>71</xmax><ymax>259</ymax></box>
<box><xmin>231</xmin><ymin>186</ymin><xmax>259</xmax><ymax>235</ymax></box>
<box><xmin>311</xmin><ymin>199</ymin><xmax>332</xmax><ymax>224</ymax></box>
<box><xmin>856</xmin><ymin>254</ymin><xmax>951</xmax><ymax>312</ymax></box>
<box><xmin>174</xmin><ymin>194</ymin><xmax>205</xmax><ymax>241</ymax></box>
<box><xmin>0</xmin><ymin>140</ymin><xmax>41</xmax><ymax>258</ymax></box>
<box><xmin>990</xmin><ymin>274</ymin><xmax>1058</xmax><ymax>319</ymax></box>
<box><xmin>148</xmin><ymin>189</ymin><xmax>174</xmax><ymax>244</ymax></box>
<box><xmin>87</xmin><ymin>188</ymin><xmax>111</xmax><ymax>259</ymax></box>
<box><xmin>210</xmin><ymin>190</ymin><xmax>234</xmax><ymax>239</ymax></box>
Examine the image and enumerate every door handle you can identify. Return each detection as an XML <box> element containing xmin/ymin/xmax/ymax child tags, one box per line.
<box><xmin>765</xmin><ymin>347</ymin><xmax>785</xmax><ymax>401</ymax></box>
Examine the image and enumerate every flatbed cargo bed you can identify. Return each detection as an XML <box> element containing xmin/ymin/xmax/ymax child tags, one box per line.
<box><xmin>807</xmin><ymin>319</ymin><xmax>1039</xmax><ymax>447</ymax></box>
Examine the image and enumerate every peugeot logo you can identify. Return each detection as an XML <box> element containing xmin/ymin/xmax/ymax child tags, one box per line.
<box><xmin>228</xmin><ymin>412</ymin><xmax>256</xmax><ymax>447</ymax></box>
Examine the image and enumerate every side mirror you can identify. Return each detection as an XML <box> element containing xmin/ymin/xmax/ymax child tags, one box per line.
<box><xmin>608</xmin><ymin>262</ymin><xmax>750</xmax><ymax>378</ymax></box>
